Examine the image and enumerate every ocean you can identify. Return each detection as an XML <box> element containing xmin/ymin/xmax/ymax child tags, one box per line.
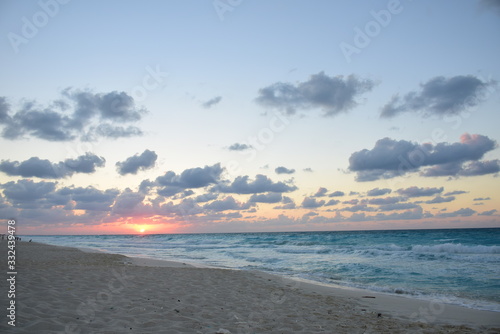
<box><xmin>25</xmin><ymin>228</ymin><xmax>500</xmax><ymax>312</ymax></box>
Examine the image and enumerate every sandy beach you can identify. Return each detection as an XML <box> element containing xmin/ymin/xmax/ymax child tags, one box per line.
<box><xmin>1</xmin><ymin>241</ymin><xmax>499</xmax><ymax>334</ymax></box>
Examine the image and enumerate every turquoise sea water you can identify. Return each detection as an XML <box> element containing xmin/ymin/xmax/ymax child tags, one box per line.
<box><xmin>26</xmin><ymin>228</ymin><xmax>500</xmax><ymax>312</ymax></box>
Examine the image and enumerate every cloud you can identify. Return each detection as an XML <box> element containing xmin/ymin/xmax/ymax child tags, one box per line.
<box><xmin>64</xmin><ymin>186</ymin><xmax>120</xmax><ymax>211</ymax></box>
<box><xmin>156</xmin><ymin>163</ymin><xmax>223</xmax><ymax>196</ymax></box>
<box><xmin>397</xmin><ymin>186</ymin><xmax>443</xmax><ymax>197</ymax></box>
<box><xmin>313</xmin><ymin>187</ymin><xmax>328</xmax><ymax>197</ymax></box>
<box><xmin>380</xmin><ymin>75</ymin><xmax>495</xmax><ymax>118</ymax></box>
<box><xmin>325</xmin><ymin>199</ymin><xmax>339</xmax><ymax>206</ymax></box>
<box><xmin>116</xmin><ymin>149</ymin><xmax>158</xmax><ymax>175</ymax></box>
<box><xmin>366</xmin><ymin>196</ymin><xmax>405</xmax><ymax>205</ymax></box>
<box><xmin>342</xmin><ymin>204</ymin><xmax>375</xmax><ymax>212</ymax></box>
<box><xmin>275</xmin><ymin>166</ymin><xmax>295</xmax><ymax>174</ymax></box>
<box><xmin>228</xmin><ymin>143</ymin><xmax>253</xmax><ymax>151</ymax></box>
<box><xmin>303</xmin><ymin>168</ymin><xmax>313</xmax><ymax>172</ymax></box>
<box><xmin>255</xmin><ymin>72</ymin><xmax>375</xmax><ymax>116</ymax></box>
<box><xmin>425</xmin><ymin>196</ymin><xmax>456</xmax><ymax>204</ymax></box>
<box><xmin>0</xmin><ymin>153</ymin><xmax>105</xmax><ymax>179</ymax></box>
<box><xmin>85</xmin><ymin>124</ymin><xmax>143</xmax><ymax>141</ymax></box>
<box><xmin>273</xmin><ymin>196</ymin><xmax>297</xmax><ymax>209</ymax></box>
<box><xmin>458</xmin><ymin>160</ymin><xmax>500</xmax><ymax>176</ymax></box>
<box><xmin>194</xmin><ymin>193</ymin><xmax>219</xmax><ymax>203</ymax></box>
<box><xmin>216</xmin><ymin>174</ymin><xmax>297</xmax><ymax>194</ymax></box>
<box><xmin>0</xmin><ymin>89</ymin><xmax>146</xmax><ymax>141</ymax></box>
<box><xmin>436</xmin><ymin>208</ymin><xmax>476</xmax><ymax>218</ymax></box>
<box><xmin>0</xmin><ymin>180</ymin><xmax>119</xmax><ymax>212</ymax></box>
<box><xmin>203</xmin><ymin>196</ymin><xmax>252</xmax><ymax>212</ymax></box>
<box><xmin>329</xmin><ymin>191</ymin><xmax>345</xmax><ymax>197</ymax></box>
<box><xmin>367</xmin><ymin>187</ymin><xmax>392</xmax><ymax>196</ymax></box>
<box><xmin>444</xmin><ymin>190</ymin><xmax>468</xmax><ymax>196</ymax></box>
<box><xmin>377</xmin><ymin>203</ymin><xmax>420</xmax><ymax>211</ymax></box>
<box><xmin>474</xmin><ymin>197</ymin><xmax>491</xmax><ymax>201</ymax></box>
<box><xmin>1</xmin><ymin>179</ymin><xmax>56</xmax><ymax>208</ymax></box>
<box><xmin>349</xmin><ymin>133</ymin><xmax>498</xmax><ymax>181</ymax></box>
<box><xmin>111</xmin><ymin>190</ymin><xmax>151</xmax><ymax>216</ymax></box>
<box><xmin>479</xmin><ymin>209</ymin><xmax>497</xmax><ymax>216</ymax></box>
<box><xmin>0</xmin><ymin>97</ymin><xmax>10</xmax><ymax>123</ymax></box>
<box><xmin>202</xmin><ymin>96</ymin><xmax>222</xmax><ymax>109</ymax></box>
<box><xmin>301</xmin><ymin>197</ymin><xmax>325</xmax><ymax>208</ymax></box>
<box><xmin>373</xmin><ymin>207</ymin><xmax>426</xmax><ymax>221</ymax></box>
<box><xmin>249</xmin><ymin>192</ymin><xmax>283</xmax><ymax>203</ymax></box>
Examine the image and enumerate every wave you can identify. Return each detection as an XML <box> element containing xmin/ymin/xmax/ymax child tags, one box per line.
<box><xmin>412</xmin><ymin>243</ymin><xmax>500</xmax><ymax>254</ymax></box>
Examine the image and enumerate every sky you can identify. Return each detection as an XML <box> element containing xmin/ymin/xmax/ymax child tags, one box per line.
<box><xmin>0</xmin><ymin>0</ymin><xmax>499</xmax><ymax>235</ymax></box>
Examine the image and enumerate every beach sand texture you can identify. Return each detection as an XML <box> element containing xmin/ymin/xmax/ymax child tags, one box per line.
<box><xmin>1</xmin><ymin>241</ymin><xmax>499</xmax><ymax>334</ymax></box>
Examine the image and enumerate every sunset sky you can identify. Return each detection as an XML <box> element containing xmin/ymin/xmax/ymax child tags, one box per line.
<box><xmin>1</xmin><ymin>0</ymin><xmax>499</xmax><ymax>235</ymax></box>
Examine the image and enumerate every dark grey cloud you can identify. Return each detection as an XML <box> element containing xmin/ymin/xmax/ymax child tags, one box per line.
<box><xmin>0</xmin><ymin>97</ymin><xmax>10</xmax><ymax>123</ymax></box>
<box><xmin>63</xmin><ymin>186</ymin><xmax>120</xmax><ymax>211</ymax></box>
<box><xmin>228</xmin><ymin>143</ymin><xmax>253</xmax><ymax>151</ymax></box>
<box><xmin>256</xmin><ymin>72</ymin><xmax>375</xmax><ymax>116</ymax></box>
<box><xmin>479</xmin><ymin>209</ymin><xmax>497</xmax><ymax>216</ymax></box>
<box><xmin>0</xmin><ymin>89</ymin><xmax>146</xmax><ymax>141</ymax></box>
<box><xmin>157</xmin><ymin>198</ymin><xmax>203</xmax><ymax>217</ymax></box>
<box><xmin>381</xmin><ymin>75</ymin><xmax>495</xmax><ymax>118</ymax></box>
<box><xmin>329</xmin><ymin>191</ymin><xmax>345</xmax><ymax>197</ymax></box>
<box><xmin>111</xmin><ymin>189</ymin><xmax>148</xmax><ymax>216</ymax></box>
<box><xmin>372</xmin><ymin>207</ymin><xmax>426</xmax><ymax>221</ymax></box>
<box><xmin>366</xmin><ymin>196</ymin><xmax>405</xmax><ymax>205</ymax></box>
<box><xmin>458</xmin><ymin>160</ymin><xmax>500</xmax><ymax>176</ymax></box>
<box><xmin>0</xmin><ymin>180</ymin><xmax>119</xmax><ymax>212</ymax></box>
<box><xmin>156</xmin><ymin>163</ymin><xmax>223</xmax><ymax>196</ymax></box>
<box><xmin>436</xmin><ymin>208</ymin><xmax>476</xmax><ymax>218</ymax></box>
<box><xmin>377</xmin><ymin>203</ymin><xmax>420</xmax><ymax>211</ymax></box>
<box><xmin>301</xmin><ymin>197</ymin><xmax>325</xmax><ymax>208</ymax></box>
<box><xmin>87</xmin><ymin>124</ymin><xmax>143</xmax><ymax>141</ymax></box>
<box><xmin>203</xmin><ymin>196</ymin><xmax>252</xmax><ymax>212</ymax></box>
<box><xmin>474</xmin><ymin>197</ymin><xmax>491</xmax><ymax>201</ymax></box>
<box><xmin>425</xmin><ymin>196</ymin><xmax>456</xmax><ymax>204</ymax></box>
<box><xmin>421</xmin><ymin>160</ymin><xmax>500</xmax><ymax>177</ymax></box>
<box><xmin>275</xmin><ymin>166</ymin><xmax>295</xmax><ymax>174</ymax></box>
<box><xmin>349</xmin><ymin>133</ymin><xmax>498</xmax><ymax>181</ymax></box>
<box><xmin>273</xmin><ymin>196</ymin><xmax>296</xmax><ymax>210</ymax></box>
<box><xmin>0</xmin><ymin>153</ymin><xmax>105</xmax><ymax>179</ymax></box>
<box><xmin>249</xmin><ymin>192</ymin><xmax>283</xmax><ymax>203</ymax></box>
<box><xmin>444</xmin><ymin>190</ymin><xmax>468</xmax><ymax>196</ymax></box>
<box><xmin>216</xmin><ymin>174</ymin><xmax>297</xmax><ymax>194</ymax></box>
<box><xmin>367</xmin><ymin>187</ymin><xmax>392</xmax><ymax>196</ymax></box>
<box><xmin>202</xmin><ymin>96</ymin><xmax>222</xmax><ymax>109</ymax></box>
<box><xmin>116</xmin><ymin>149</ymin><xmax>157</xmax><ymax>175</ymax></box>
<box><xmin>194</xmin><ymin>193</ymin><xmax>219</xmax><ymax>203</ymax></box>
<box><xmin>1</xmin><ymin>179</ymin><xmax>56</xmax><ymax>208</ymax></box>
<box><xmin>313</xmin><ymin>187</ymin><xmax>328</xmax><ymax>197</ymax></box>
<box><xmin>397</xmin><ymin>187</ymin><xmax>443</xmax><ymax>198</ymax></box>
<box><xmin>479</xmin><ymin>0</ymin><xmax>500</xmax><ymax>15</ymax></box>
<box><xmin>342</xmin><ymin>204</ymin><xmax>375</xmax><ymax>212</ymax></box>
<box><xmin>325</xmin><ymin>199</ymin><xmax>339</xmax><ymax>206</ymax></box>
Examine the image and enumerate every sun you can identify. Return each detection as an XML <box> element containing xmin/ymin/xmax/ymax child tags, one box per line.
<box><xmin>139</xmin><ymin>228</ymin><xmax>146</xmax><ymax>233</ymax></box>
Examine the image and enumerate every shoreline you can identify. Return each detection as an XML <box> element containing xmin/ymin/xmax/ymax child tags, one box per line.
<box><xmin>1</xmin><ymin>241</ymin><xmax>499</xmax><ymax>333</ymax></box>
<box><xmin>75</xmin><ymin>241</ymin><xmax>500</xmax><ymax>316</ymax></box>
<box><xmin>126</xmin><ymin>251</ymin><xmax>500</xmax><ymax>329</ymax></box>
